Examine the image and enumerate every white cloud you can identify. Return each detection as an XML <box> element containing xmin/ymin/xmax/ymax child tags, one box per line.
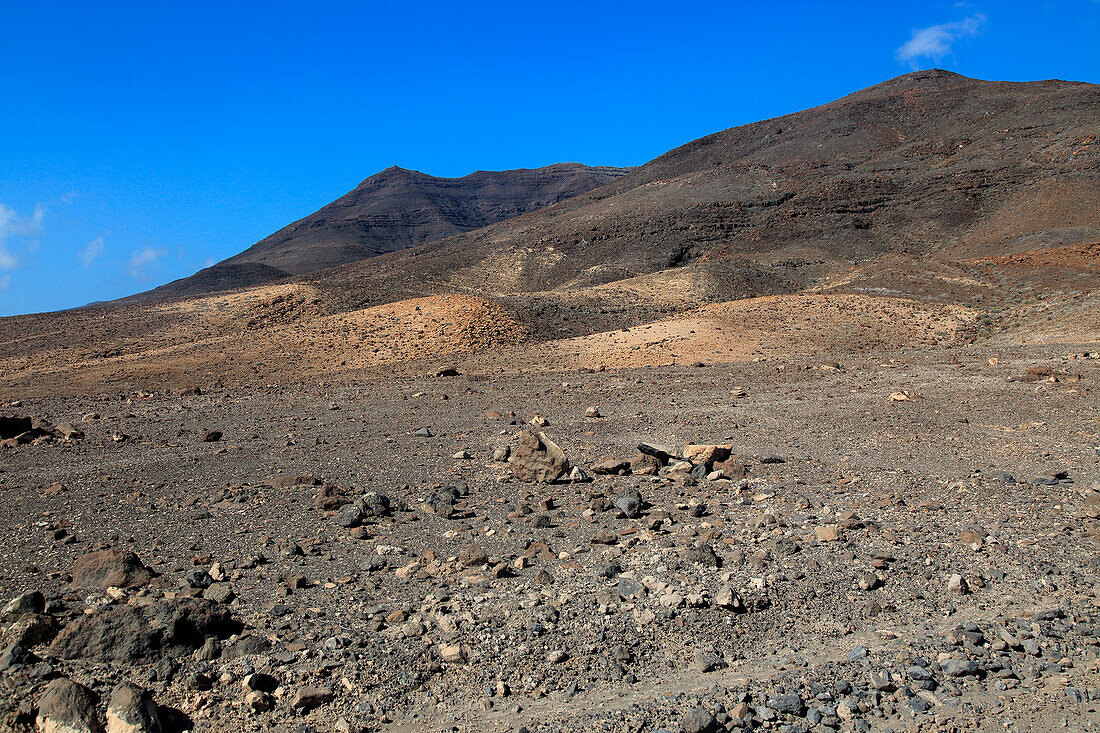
<box><xmin>0</xmin><ymin>275</ymin><xmax>9</xmax><ymax>290</ymax></box>
<box><xmin>79</xmin><ymin>236</ymin><xmax>105</xmax><ymax>267</ymax></box>
<box><xmin>128</xmin><ymin>246</ymin><xmax>167</xmax><ymax>280</ymax></box>
<box><xmin>896</xmin><ymin>14</ymin><xmax>986</xmax><ymax>67</ymax></box>
<box><xmin>0</xmin><ymin>202</ymin><xmax>46</xmax><ymax>271</ymax></box>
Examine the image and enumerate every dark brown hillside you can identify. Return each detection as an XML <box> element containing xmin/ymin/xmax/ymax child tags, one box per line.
<box><xmin>307</xmin><ymin>70</ymin><xmax>1098</xmax><ymax>322</ymax></box>
<box><xmin>128</xmin><ymin>163</ymin><xmax>631</xmax><ymax>302</ymax></box>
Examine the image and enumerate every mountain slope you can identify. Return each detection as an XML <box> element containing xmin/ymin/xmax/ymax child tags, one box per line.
<box><xmin>306</xmin><ymin>70</ymin><xmax>1098</xmax><ymax>324</ymax></box>
<box><xmin>2</xmin><ymin>70</ymin><xmax>1098</xmax><ymax>396</ymax></box>
<box><xmin>132</xmin><ymin>163</ymin><xmax>631</xmax><ymax>302</ymax></box>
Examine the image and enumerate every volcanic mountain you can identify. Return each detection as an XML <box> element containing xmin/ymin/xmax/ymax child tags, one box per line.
<box><xmin>306</xmin><ymin>69</ymin><xmax>1099</xmax><ymax>320</ymax></box>
<box><xmin>2</xmin><ymin>69</ymin><xmax>1098</xmax><ymax>395</ymax></box>
<box><xmin>134</xmin><ymin>163</ymin><xmax>631</xmax><ymax>301</ymax></box>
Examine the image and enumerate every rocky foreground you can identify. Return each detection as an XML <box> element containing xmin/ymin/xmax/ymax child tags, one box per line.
<box><xmin>2</xmin><ymin>345</ymin><xmax>1099</xmax><ymax>732</ymax></box>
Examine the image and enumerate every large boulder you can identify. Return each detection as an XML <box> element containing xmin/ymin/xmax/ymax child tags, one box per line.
<box><xmin>49</xmin><ymin>598</ymin><xmax>240</xmax><ymax>665</ymax></box>
<box><xmin>509</xmin><ymin>430</ymin><xmax>569</xmax><ymax>483</ymax></box>
<box><xmin>36</xmin><ymin>678</ymin><xmax>104</xmax><ymax>733</ymax></box>
<box><xmin>71</xmin><ymin>550</ymin><xmax>155</xmax><ymax>590</ymax></box>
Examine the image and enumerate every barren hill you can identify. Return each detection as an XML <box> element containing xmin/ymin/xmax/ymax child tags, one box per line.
<box><xmin>1</xmin><ymin>70</ymin><xmax>1097</xmax><ymax>396</ymax></box>
<box><xmin>309</xmin><ymin>70</ymin><xmax>1099</xmax><ymax>319</ymax></box>
<box><xmin>132</xmin><ymin>163</ymin><xmax>631</xmax><ymax>301</ymax></box>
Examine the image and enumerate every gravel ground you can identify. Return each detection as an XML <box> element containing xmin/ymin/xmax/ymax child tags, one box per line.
<box><xmin>2</xmin><ymin>344</ymin><xmax>1099</xmax><ymax>732</ymax></box>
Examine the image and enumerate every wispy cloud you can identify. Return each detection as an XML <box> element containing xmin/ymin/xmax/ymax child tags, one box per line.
<box><xmin>128</xmin><ymin>246</ymin><xmax>167</xmax><ymax>280</ymax></box>
<box><xmin>79</xmin><ymin>236</ymin><xmax>106</xmax><ymax>267</ymax></box>
<box><xmin>0</xmin><ymin>275</ymin><xmax>9</xmax><ymax>291</ymax></box>
<box><xmin>896</xmin><ymin>14</ymin><xmax>986</xmax><ymax>68</ymax></box>
<box><xmin>0</xmin><ymin>202</ymin><xmax>46</xmax><ymax>272</ymax></box>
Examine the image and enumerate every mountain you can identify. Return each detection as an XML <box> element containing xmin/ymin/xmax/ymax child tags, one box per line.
<box><xmin>132</xmin><ymin>163</ymin><xmax>631</xmax><ymax>301</ymax></box>
<box><xmin>306</xmin><ymin>69</ymin><xmax>1099</xmax><ymax>326</ymax></box>
<box><xmin>2</xmin><ymin>70</ymin><xmax>1098</xmax><ymax>396</ymax></box>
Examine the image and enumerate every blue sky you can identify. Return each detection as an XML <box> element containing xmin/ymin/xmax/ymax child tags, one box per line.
<box><xmin>1</xmin><ymin>1</ymin><xmax>1098</xmax><ymax>316</ymax></box>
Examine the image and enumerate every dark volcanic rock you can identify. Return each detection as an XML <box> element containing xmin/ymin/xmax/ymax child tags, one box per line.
<box><xmin>49</xmin><ymin>598</ymin><xmax>240</xmax><ymax>664</ymax></box>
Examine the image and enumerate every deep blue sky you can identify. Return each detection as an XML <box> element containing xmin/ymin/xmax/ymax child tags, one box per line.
<box><xmin>2</xmin><ymin>1</ymin><xmax>1098</xmax><ymax>315</ymax></box>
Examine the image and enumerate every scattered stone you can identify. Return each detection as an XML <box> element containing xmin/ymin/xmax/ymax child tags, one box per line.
<box><xmin>458</xmin><ymin>545</ymin><xmax>489</xmax><ymax>568</ymax></box>
<box><xmin>290</xmin><ymin>687</ymin><xmax>333</xmax><ymax>711</ymax></box>
<box><xmin>948</xmin><ymin>574</ymin><xmax>969</xmax><ymax>595</ymax></box>
<box><xmin>681</xmin><ymin>706</ymin><xmax>718</xmax><ymax>733</ymax></box>
<box><xmin>509</xmin><ymin>430</ymin><xmax>569</xmax><ymax>483</ymax></box>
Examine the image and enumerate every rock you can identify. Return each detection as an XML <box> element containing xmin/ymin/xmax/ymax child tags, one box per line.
<box><xmin>458</xmin><ymin>545</ymin><xmax>489</xmax><ymax>568</ymax></box>
<box><xmin>492</xmin><ymin>445</ymin><xmax>511</xmax><ymax>462</ymax></box>
<box><xmin>202</xmin><ymin>583</ymin><xmax>234</xmax><ymax>604</ymax></box>
<box><xmin>614</xmin><ymin>490</ymin><xmax>643</xmax><ymax>518</ymax></box>
<box><xmin>49</xmin><ymin>598</ymin><xmax>240</xmax><ymax>664</ymax></box>
<box><xmin>567</xmin><ymin>466</ymin><xmax>591</xmax><ymax>483</ymax></box>
<box><xmin>290</xmin><ymin>687</ymin><xmax>333</xmax><ymax>711</ymax></box>
<box><xmin>200</xmin><ymin>429</ymin><xmax>222</xmax><ymax>442</ymax></box>
<box><xmin>685</xmin><ymin>544</ymin><xmax>720</xmax><ymax>567</ymax></box>
<box><xmin>959</xmin><ymin>531</ymin><xmax>983</xmax><ymax>551</ymax></box>
<box><xmin>683</xmin><ymin>445</ymin><xmax>732</xmax><ymax>464</ymax></box>
<box><xmin>435</xmin><ymin>366</ymin><xmax>460</xmax><ymax>377</ymax></box>
<box><xmin>858</xmin><ymin>573</ymin><xmax>879</xmax><ymax>591</ymax></box>
<box><xmin>636</xmin><ymin>442</ymin><xmax>677</xmax><ymax>463</ymax></box>
<box><xmin>767</xmin><ymin>693</ymin><xmax>804</xmax><ymax>716</ymax></box>
<box><xmin>585</xmin><ymin>406</ymin><xmax>601</xmax><ymax>418</ymax></box>
<box><xmin>359</xmin><ymin>491</ymin><xmax>390</xmax><ymax>517</ymax></box>
<box><xmin>681</xmin><ymin>706</ymin><xmax>718</xmax><ymax>733</ymax></box>
<box><xmin>546</xmin><ymin>649</ymin><xmax>568</xmax><ymax>663</ymax></box>
<box><xmin>5</xmin><ymin>613</ymin><xmax>59</xmax><ymax>647</ymax></box>
<box><xmin>413</xmin><ymin>427</ymin><xmax>432</xmax><ymax>438</ymax></box>
<box><xmin>245</xmin><ymin>691</ymin><xmax>274</xmax><ymax>713</ymax></box>
<box><xmin>72</xmin><ymin>550</ymin><xmax>155</xmax><ymax>590</ymax></box>
<box><xmin>509</xmin><ymin>430</ymin><xmax>569</xmax><ymax>483</ymax></box>
<box><xmin>815</xmin><ymin>525</ymin><xmax>841</xmax><ymax>542</ymax></box>
<box><xmin>242</xmin><ymin>673</ymin><xmax>279</xmax><ymax>694</ymax></box>
<box><xmin>3</xmin><ymin>590</ymin><xmax>45</xmax><ymax>617</ymax></box>
<box><xmin>948</xmin><ymin>574</ymin><xmax>969</xmax><ymax>595</ymax></box>
<box><xmin>36</xmin><ymin>678</ymin><xmax>104</xmax><ymax>733</ymax></box>
<box><xmin>439</xmin><ymin>644</ymin><xmax>465</xmax><ymax>663</ymax></box>
<box><xmin>421</xmin><ymin>491</ymin><xmax>456</xmax><ymax>517</ymax></box>
<box><xmin>592</xmin><ymin>458</ymin><xmax>632</xmax><ymax>475</ymax></box>
<box><xmin>940</xmin><ymin>658</ymin><xmax>981</xmax><ymax>677</ymax></box>
<box><xmin>694</xmin><ymin>649</ymin><xmax>722</xmax><ymax>672</ymax></box>
<box><xmin>0</xmin><ymin>641</ymin><xmax>39</xmax><ymax>670</ymax></box>
<box><xmin>105</xmin><ymin>682</ymin><xmax>161</xmax><ymax>733</ymax></box>
<box><xmin>334</xmin><ymin>503</ymin><xmax>363</xmax><ymax>528</ymax></box>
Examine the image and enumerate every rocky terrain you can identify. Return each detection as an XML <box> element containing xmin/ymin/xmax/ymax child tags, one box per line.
<box><xmin>1</xmin><ymin>70</ymin><xmax>1099</xmax><ymax>732</ymax></box>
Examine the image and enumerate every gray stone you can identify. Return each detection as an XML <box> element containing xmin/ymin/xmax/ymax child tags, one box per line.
<box><xmin>3</xmin><ymin>590</ymin><xmax>45</xmax><ymax>617</ymax></box>
<box><xmin>940</xmin><ymin>658</ymin><xmax>981</xmax><ymax>677</ymax></box>
<box><xmin>767</xmin><ymin>693</ymin><xmax>804</xmax><ymax>715</ymax></box>
<box><xmin>681</xmin><ymin>706</ymin><xmax>718</xmax><ymax>733</ymax></box>
<box><xmin>334</xmin><ymin>503</ymin><xmax>363</xmax><ymax>528</ymax></box>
